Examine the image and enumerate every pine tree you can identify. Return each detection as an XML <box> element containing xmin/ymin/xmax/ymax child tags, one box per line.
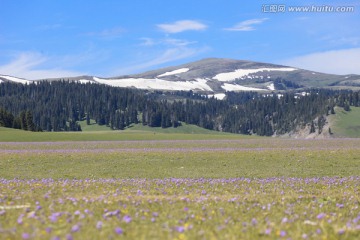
<box><xmin>310</xmin><ymin>121</ymin><xmax>316</xmax><ymax>134</ymax></box>
<box><xmin>26</xmin><ymin>111</ymin><xmax>36</xmax><ymax>131</ymax></box>
<box><xmin>331</xmin><ymin>106</ymin><xmax>335</xmax><ymax>114</ymax></box>
<box><xmin>86</xmin><ymin>113</ymin><xmax>90</xmax><ymax>125</ymax></box>
<box><xmin>20</xmin><ymin>111</ymin><xmax>27</xmax><ymax>130</ymax></box>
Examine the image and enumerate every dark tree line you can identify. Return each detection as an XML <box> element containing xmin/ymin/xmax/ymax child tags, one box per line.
<box><xmin>0</xmin><ymin>108</ymin><xmax>38</xmax><ymax>131</ymax></box>
<box><xmin>0</xmin><ymin>81</ymin><xmax>148</xmax><ymax>131</ymax></box>
<box><xmin>0</xmin><ymin>81</ymin><xmax>359</xmax><ymax>136</ymax></box>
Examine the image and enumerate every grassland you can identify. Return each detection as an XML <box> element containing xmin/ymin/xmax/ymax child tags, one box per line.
<box><xmin>1</xmin><ymin>139</ymin><xmax>360</xmax><ymax>179</ymax></box>
<box><xmin>79</xmin><ymin>119</ymin><xmax>232</xmax><ymax>135</ymax></box>
<box><xmin>1</xmin><ymin>177</ymin><xmax>360</xmax><ymax>239</ymax></box>
<box><xmin>78</xmin><ymin>119</ymin><xmax>112</xmax><ymax>132</ymax></box>
<box><xmin>0</xmin><ymin>122</ymin><xmax>246</xmax><ymax>142</ymax></box>
<box><xmin>0</xmin><ymin>134</ymin><xmax>360</xmax><ymax>239</ymax></box>
<box><xmin>331</xmin><ymin>106</ymin><xmax>360</xmax><ymax>138</ymax></box>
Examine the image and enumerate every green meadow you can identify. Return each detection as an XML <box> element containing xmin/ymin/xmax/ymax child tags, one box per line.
<box><xmin>0</xmin><ymin>122</ymin><xmax>247</xmax><ymax>142</ymax></box>
<box><xmin>1</xmin><ymin>139</ymin><xmax>360</xmax><ymax>179</ymax></box>
<box><xmin>331</xmin><ymin>106</ymin><xmax>360</xmax><ymax>138</ymax></box>
<box><xmin>1</xmin><ymin>127</ymin><xmax>360</xmax><ymax>239</ymax></box>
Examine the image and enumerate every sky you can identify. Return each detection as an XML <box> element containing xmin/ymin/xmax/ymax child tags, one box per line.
<box><xmin>0</xmin><ymin>0</ymin><xmax>359</xmax><ymax>79</ymax></box>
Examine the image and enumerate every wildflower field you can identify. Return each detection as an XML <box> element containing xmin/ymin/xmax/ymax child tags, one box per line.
<box><xmin>0</xmin><ymin>137</ymin><xmax>360</xmax><ymax>239</ymax></box>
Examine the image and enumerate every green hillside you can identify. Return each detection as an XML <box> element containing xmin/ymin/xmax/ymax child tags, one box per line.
<box><xmin>78</xmin><ymin>119</ymin><xmax>230</xmax><ymax>135</ymax></box>
<box><xmin>0</xmin><ymin>124</ymin><xmax>252</xmax><ymax>142</ymax></box>
<box><xmin>124</xmin><ymin>122</ymin><xmax>232</xmax><ymax>135</ymax></box>
<box><xmin>331</xmin><ymin>107</ymin><xmax>360</xmax><ymax>138</ymax></box>
<box><xmin>78</xmin><ymin>119</ymin><xmax>112</xmax><ymax>131</ymax></box>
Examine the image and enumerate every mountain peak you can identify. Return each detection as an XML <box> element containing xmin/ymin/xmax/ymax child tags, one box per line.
<box><xmin>2</xmin><ymin>58</ymin><xmax>360</xmax><ymax>92</ymax></box>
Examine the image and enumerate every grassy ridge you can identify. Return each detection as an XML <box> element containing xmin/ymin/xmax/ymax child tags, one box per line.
<box><xmin>331</xmin><ymin>106</ymin><xmax>360</xmax><ymax>138</ymax></box>
<box><xmin>0</xmin><ymin>126</ymin><xmax>250</xmax><ymax>142</ymax></box>
<box><xmin>78</xmin><ymin>119</ymin><xmax>232</xmax><ymax>135</ymax></box>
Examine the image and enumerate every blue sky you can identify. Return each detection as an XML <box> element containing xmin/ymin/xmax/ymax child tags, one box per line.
<box><xmin>0</xmin><ymin>0</ymin><xmax>359</xmax><ymax>79</ymax></box>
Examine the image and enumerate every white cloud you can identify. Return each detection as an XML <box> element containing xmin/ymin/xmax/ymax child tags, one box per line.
<box><xmin>139</xmin><ymin>38</ymin><xmax>157</xmax><ymax>46</ymax></box>
<box><xmin>163</xmin><ymin>38</ymin><xmax>197</xmax><ymax>47</ymax></box>
<box><xmin>157</xmin><ymin>20</ymin><xmax>207</xmax><ymax>33</ymax></box>
<box><xmin>0</xmin><ymin>52</ymin><xmax>84</xmax><ymax>80</ymax></box>
<box><xmin>137</xmin><ymin>48</ymin><xmax>199</xmax><ymax>67</ymax></box>
<box><xmin>113</xmin><ymin>46</ymin><xmax>209</xmax><ymax>75</ymax></box>
<box><xmin>282</xmin><ymin>48</ymin><xmax>360</xmax><ymax>75</ymax></box>
<box><xmin>224</xmin><ymin>18</ymin><xmax>268</xmax><ymax>31</ymax></box>
<box><xmin>139</xmin><ymin>37</ymin><xmax>196</xmax><ymax>47</ymax></box>
<box><xmin>123</xmin><ymin>37</ymin><xmax>205</xmax><ymax>75</ymax></box>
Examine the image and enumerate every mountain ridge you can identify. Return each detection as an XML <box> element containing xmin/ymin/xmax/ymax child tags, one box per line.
<box><xmin>1</xmin><ymin>58</ymin><xmax>360</xmax><ymax>93</ymax></box>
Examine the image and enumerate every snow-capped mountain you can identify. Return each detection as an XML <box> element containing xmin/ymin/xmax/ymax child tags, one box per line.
<box><xmin>1</xmin><ymin>58</ymin><xmax>360</xmax><ymax>93</ymax></box>
<box><xmin>0</xmin><ymin>75</ymin><xmax>32</xmax><ymax>84</ymax></box>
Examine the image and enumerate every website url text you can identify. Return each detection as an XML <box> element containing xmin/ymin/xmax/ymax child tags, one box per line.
<box><xmin>262</xmin><ymin>5</ymin><xmax>355</xmax><ymax>13</ymax></box>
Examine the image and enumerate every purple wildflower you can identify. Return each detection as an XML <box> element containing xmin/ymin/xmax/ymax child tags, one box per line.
<box><xmin>17</xmin><ymin>214</ymin><xmax>24</xmax><ymax>225</ymax></box>
<box><xmin>338</xmin><ymin>229</ymin><xmax>345</xmax><ymax>235</ymax></box>
<box><xmin>71</xmin><ymin>224</ymin><xmax>80</xmax><ymax>232</ymax></box>
<box><xmin>251</xmin><ymin>218</ymin><xmax>258</xmax><ymax>226</ymax></box>
<box><xmin>317</xmin><ymin>213</ymin><xmax>326</xmax><ymax>220</ymax></box>
<box><xmin>49</xmin><ymin>214</ymin><xmax>58</xmax><ymax>223</ymax></box>
<box><xmin>123</xmin><ymin>215</ymin><xmax>132</xmax><ymax>223</ymax></box>
<box><xmin>96</xmin><ymin>221</ymin><xmax>103</xmax><ymax>230</ymax></box>
<box><xmin>22</xmin><ymin>233</ymin><xmax>30</xmax><ymax>239</ymax></box>
<box><xmin>176</xmin><ymin>226</ymin><xmax>185</xmax><ymax>233</ymax></box>
<box><xmin>66</xmin><ymin>234</ymin><xmax>73</xmax><ymax>240</ymax></box>
<box><xmin>115</xmin><ymin>227</ymin><xmax>123</xmax><ymax>235</ymax></box>
<box><xmin>336</xmin><ymin>203</ymin><xmax>344</xmax><ymax>208</ymax></box>
<box><xmin>280</xmin><ymin>230</ymin><xmax>286</xmax><ymax>237</ymax></box>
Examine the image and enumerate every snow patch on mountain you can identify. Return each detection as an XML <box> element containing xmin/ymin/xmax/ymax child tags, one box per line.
<box><xmin>213</xmin><ymin>68</ymin><xmax>297</xmax><ymax>82</ymax></box>
<box><xmin>157</xmin><ymin>68</ymin><xmax>190</xmax><ymax>77</ymax></box>
<box><xmin>0</xmin><ymin>75</ymin><xmax>32</xmax><ymax>84</ymax></box>
<box><xmin>93</xmin><ymin>77</ymin><xmax>212</xmax><ymax>91</ymax></box>
<box><xmin>221</xmin><ymin>83</ymin><xmax>266</xmax><ymax>91</ymax></box>
<box><xmin>77</xmin><ymin>79</ymin><xmax>93</xmax><ymax>84</ymax></box>
<box><xmin>267</xmin><ymin>82</ymin><xmax>275</xmax><ymax>91</ymax></box>
<box><xmin>208</xmin><ymin>93</ymin><xmax>226</xmax><ymax>100</ymax></box>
